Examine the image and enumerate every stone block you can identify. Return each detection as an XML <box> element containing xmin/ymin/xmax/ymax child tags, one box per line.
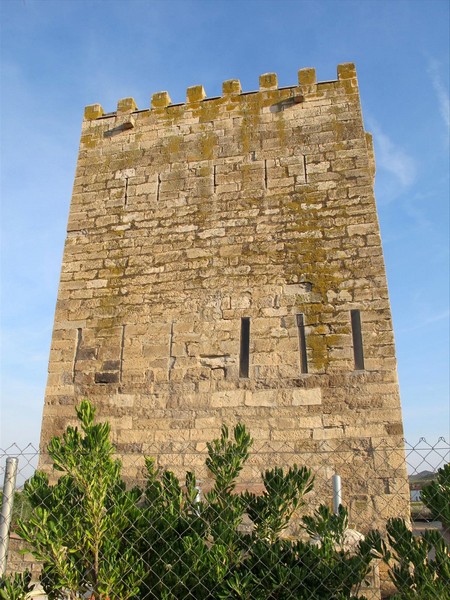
<box><xmin>187</xmin><ymin>85</ymin><xmax>206</xmax><ymax>103</ymax></box>
<box><xmin>109</xmin><ymin>394</ymin><xmax>135</xmax><ymax>408</ymax></box>
<box><xmin>95</xmin><ymin>372</ymin><xmax>119</xmax><ymax>384</ymax></box>
<box><xmin>117</xmin><ymin>97</ymin><xmax>138</xmax><ymax>113</ymax></box>
<box><xmin>313</xmin><ymin>427</ymin><xmax>345</xmax><ymax>440</ymax></box>
<box><xmin>222</xmin><ymin>79</ymin><xmax>242</xmax><ymax>95</ymax></box>
<box><xmin>259</xmin><ymin>72</ymin><xmax>278</xmax><ymax>90</ymax></box>
<box><xmin>298</xmin><ymin>67</ymin><xmax>316</xmax><ymax>86</ymax></box>
<box><xmin>245</xmin><ymin>390</ymin><xmax>278</xmax><ymax>407</ymax></box>
<box><xmin>337</xmin><ymin>62</ymin><xmax>357</xmax><ymax>80</ymax></box>
<box><xmin>211</xmin><ymin>390</ymin><xmax>246</xmax><ymax>407</ymax></box>
<box><xmin>84</xmin><ymin>103</ymin><xmax>104</xmax><ymax>120</ymax></box>
<box><xmin>151</xmin><ymin>91</ymin><xmax>171</xmax><ymax>108</ymax></box>
<box><xmin>291</xmin><ymin>388</ymin><xmax>322</xmax><ymax>406</ymax></box>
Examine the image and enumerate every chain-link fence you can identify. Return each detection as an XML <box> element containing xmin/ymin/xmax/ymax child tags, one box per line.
<box><xmin>1</xmin><ymin>432</ymin><xmax>449</xmax><ymax>600</ymax></box>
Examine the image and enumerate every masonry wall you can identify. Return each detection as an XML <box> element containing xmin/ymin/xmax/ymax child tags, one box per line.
<box><xmin>39</xmin><ymin>63</ymin><xmax>409</xmax><ymax>530</ymax></box>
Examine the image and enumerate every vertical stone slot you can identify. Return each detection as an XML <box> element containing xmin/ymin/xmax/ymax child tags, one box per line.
<box><xmin>213</xmin><ymin>164</ymin><xmax>217</xmax><ymax>193</ymax></box>
<box><xmin>351</xmin><ymin>309</ymin><xmax>365</xmax><ymax>370</ymax></box>
<box><xmin>296</xmin><ymin>314</ymin><xmax>308</xmax><ymax>374</ymax></box>
<box><xmin>303</xmin><ymin>155</ymin><xmax>308</xmax><ymax>183</ymax></box>
<box><xmin>156</xmin><ymin>173</ymin><xmax>161</xmax><ymax>202</ymax></box>
<box><xmin>168</xmin><ymin>321</ymin><xmax>176</xmax><ymax>379</ymax></box>
<box><xmin>124</xmin><ymin>177</ymin><xmax>129</xmax><ymax>206</ymax></box>
<box><xmin>119</xmin><ymin>324</ymin><xmax>126</xmax><ymax>382</ymax></box>
<box><xmin>264</xmin><ymin>159</ymin><xmax>268</xmax><ymax>189</ymax></box>
<box><xmin>72</xmin><ymin>328</ymin><xmax>82</xmax><ymax>382</ymax></box>
<box><xmin>239</xmin><ymin>317</ymin><xmax>250</xmax><ymax>378</ymax></box>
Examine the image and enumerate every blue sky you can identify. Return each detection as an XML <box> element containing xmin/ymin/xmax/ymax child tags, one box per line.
<box><xmin>1</xmin><ymin>0</ymin><xmax>449</xmax><ymax>453</ymax></box>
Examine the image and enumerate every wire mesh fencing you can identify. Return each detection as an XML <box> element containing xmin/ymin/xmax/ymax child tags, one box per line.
<box><xmin>1</xmin><ymin>430</ymin><xmax>449</xmax><ymax>600</ymax></box>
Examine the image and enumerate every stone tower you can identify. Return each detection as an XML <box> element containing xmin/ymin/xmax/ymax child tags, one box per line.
<box><xmin>40</xmin><ymin>63</ymin><xmax>409</xmax><ymax>529</ymax></box>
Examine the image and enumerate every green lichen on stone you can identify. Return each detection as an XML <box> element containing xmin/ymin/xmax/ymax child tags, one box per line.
<box><xmin>280</xmin><ymin>194</ymin><xmax>345</xmax><ymax>372</ymax></box>
<box><xmin>199</xmin><ymin>132</ymin><xmax>216</xmax><ymax>161</ymax></box>
<box><xmin>80</xmin><ymin>134</ymin><xmax>100</xmax><ymax>149</ymax></box>
<box><xmin>275</xmin><ymin>110</ymin><xmax>286</xmax><ymax>146</ymax></box>
<box><xmin>193</xmin><ymin>98</ymin><xmax>222</xmax><ymax>124</ymax></box>
<box><xmin>240</xmin><ymin>95</ymin><xmax>262</xmax><ymax>155</ymax></box>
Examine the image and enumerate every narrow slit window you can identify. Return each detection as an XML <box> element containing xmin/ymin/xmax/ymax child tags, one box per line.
<box><xmin>156</xmin><ymin>173</ymin><xmax>161</xmax><ymax>202</ymax></box>
<box><xmin>351</xmin><ymin>309</ymin><xmax>365</xmax><ymax>370</ymax></box>
<box><xmin>124</xmin><ymin>177</ymin><xmax>129</xmax><ymax>206</ymax></box>
<box><xmin>296</xmin><ymin>314</ymin><xmax>308</xmax><ymax>374</ymax></box>
<box><xmin>72</xmin><ymin>328</ymin><xmax>82</xmax><ymax>382</ymax></box>
<box><xmin>119</xmin><ymin>324</ymin><xmax>126</xmax><ymax>382</ymax></box>
<box><xmin>239</xmin><ymin>317</ymin><xmax>250</xmax><ymax>378</ymax></box>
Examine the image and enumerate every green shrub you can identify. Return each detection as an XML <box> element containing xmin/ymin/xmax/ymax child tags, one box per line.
<box><xmin>17</xmin><ymin>400</ymin><xmax>449</xmax><ymax>599</ymax></box>
<box><xmin>367</xmin><ymin>517</ymin><xmax>450</xmax><ymax>599</ymax></box>
<box><xmin>0</xmin><ymin>570</ymin><xmax>33</xmax><ymax>600</ymax></box>
<box><xmin>18</xmin><ymin>400</ymin><xmax>144</xmax><ymax>599</ymax></box>
<box><xmin>421</xmin><ymin>463</ymin><xmax>450</xmax><ymax>528</ymax></box>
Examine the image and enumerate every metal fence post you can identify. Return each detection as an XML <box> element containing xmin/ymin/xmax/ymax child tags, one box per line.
<box><xmin>0</xmin><ymin>456</ymin><xmax>19</xmax><ymax>576</ymax></box>
<box><xmin>332</xmin><ymin>474</ymin><xmax>342</xmax><ymax>515</ymax></box>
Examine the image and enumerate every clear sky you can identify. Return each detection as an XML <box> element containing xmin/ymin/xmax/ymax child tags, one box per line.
<box><xmin>1</xmin><ymin>0</ymin><xmax>449</xmax><ymax>454</ymax></box>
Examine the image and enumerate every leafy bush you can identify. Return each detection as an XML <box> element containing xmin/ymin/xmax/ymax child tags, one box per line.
<box><xmin>16</xmin><ymin>400</ymin><xmax>441</xmax><ymax>599</ymax></box>
<box><xmin>0</xmin><ymin>570</ymin><xmax>33</xmax><ymax>600</ymax></box>
<box><xmin>421</xmin><ymin>463</ymin><xmax>450</xmax><ymax>528</ymax></box>
<box><xmin>18</xmin><ymin>400</ymin><xmax>145</xmax><ymax>599</ymax></box>
<box><xmin>137</xmin><ymin>425</ymin><xmax>376</xmax><ymax>599</ymax></box>
<box><xmin>367</xmin><ymin>517</ymin><xmax>450</xmax><ymax>599</ymax></box>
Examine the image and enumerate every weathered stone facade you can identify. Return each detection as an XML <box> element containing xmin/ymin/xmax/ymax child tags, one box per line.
<box><xmin>39</xmin><ymin>63</ymin><xmax>409</xmax><ymax>530</ymax></box>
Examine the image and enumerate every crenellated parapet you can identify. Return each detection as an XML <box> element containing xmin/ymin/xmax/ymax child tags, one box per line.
<box><xmin>83</xmin><ymin>63</ymin><xmax>358</xmax><ymax>120</ymax></box>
